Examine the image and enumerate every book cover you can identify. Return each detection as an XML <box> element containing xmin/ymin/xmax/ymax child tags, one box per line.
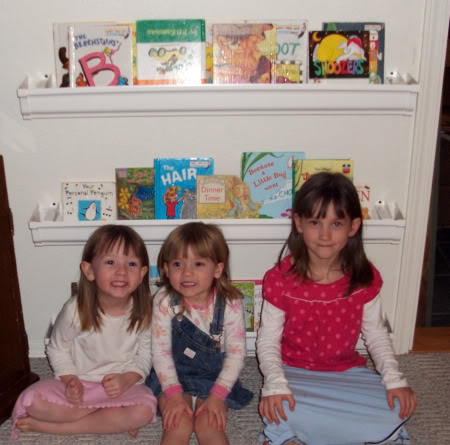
<box><xmin>136</xmin><ymin>19</ymin><xmax>206</xmax><ymax>85</ymax></box>
<box><xmin>197</xmin><ymin>175</ymin><xmax>261</xmax><ymax>219</ymax></box>
<box><xmin>253</xmin><ymin>279</ymin><xmax>263</xmax><ymax>331</ymax></box>
<box><xmin>231</xmin><ymin>280</ymin><xmax>255</xmax><ymax>332</ymax></box>
<box><xmin>309</xmin><ymin>31</ymin><xmax>370</xmax><ymax>80</ymax></box>
<box><xmin>53</xmin><ymin>23</ymin><xmax>71</xmax><ymax>87</ymax></box>
<box><xmin>154</xmin><ymin>158</ymin><xmax>214</xmax><ymax>220</ymax></box>
<box><xmin>356</xmin><ymin>184</ymin><xmax>374</xmax><ymax>220</ymax></box>
<box><xmin>294</xmin><ymin>159</ymin><xmax>354</xmax><ymax>192</ymax></box>
<box><xmin>69</xmin><ymin>23</ymin><xmax>133</xmax><ymax>87</ymax></box>
<box><xmin>212</xmin><ymin>23</ymin><xmax>276</xmax><ymax>84</ymax></box>
<box><xmin>274</xmin><ymin>21</ymin><xmax>308</xmax><ymax>84</ymax></box>
<box><xmin>241</xmin><ymin>151</ymin><xmax>305</xmax><ymax>219</ymax></box>
<box><xmin>323</xmin><ymin>22</ymin><xmax>385</xmax><ymax>84</ymax></box>
<box><xmin>62</xmin><ymin>182</ymin><xmax>116</xmax><ymax>222</ymax></box>
<box><xmin>116</xmin><ymin>168</ymin><xmax>155</xmax><ymax>220</ymax></box>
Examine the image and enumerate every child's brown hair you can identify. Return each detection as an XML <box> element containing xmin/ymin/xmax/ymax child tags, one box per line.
<box><xmin>77</xmin><ymin>224</ymin><xmax>151</xmax><ymax>332</ymax></box>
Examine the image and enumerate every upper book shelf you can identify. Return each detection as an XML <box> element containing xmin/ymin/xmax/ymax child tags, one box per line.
<box><xmin>17</xmin><ymin>76</ymin><xmax>419</xmax><ymax>120</ymax></box>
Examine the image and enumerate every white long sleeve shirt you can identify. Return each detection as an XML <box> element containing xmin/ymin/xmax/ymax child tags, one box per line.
<box><xmin>257</xmin><ymin>295</ymin><xmax>408</xmax><ymax>397</ymax></box>
<box><xmin>46</xmin><ymin>297</ymin><xmax>152</xmax><ymax>383</ymax></box>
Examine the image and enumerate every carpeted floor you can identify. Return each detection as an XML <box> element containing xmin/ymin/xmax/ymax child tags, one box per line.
<box><xmin>0</xmin><ymin>353</ymin><xmax>448</xmax><ymax>444</ymax></box>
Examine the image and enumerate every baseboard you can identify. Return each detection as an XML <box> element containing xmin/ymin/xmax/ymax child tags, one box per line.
<box><xmin>29</xmin><ymin>340</ymin><xmax>46</xmax><ymax>358</ymax></box>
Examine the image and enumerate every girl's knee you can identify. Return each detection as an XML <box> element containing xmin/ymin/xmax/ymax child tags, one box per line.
<box><xmin>129</xmin><ymin>404</ymin><xmax>155</xmax><ymax>426</ymax></box>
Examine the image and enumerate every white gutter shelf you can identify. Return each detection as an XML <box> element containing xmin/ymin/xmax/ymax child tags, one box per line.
<box><xmin>29</xmin><ymin>217</ymin><xmax>405</xmax><ymax>247</ymax></box>
<box><xmin>17</xmin><ymin>76</ymin><xmax>419</xmax><ymax>120</ymax></box>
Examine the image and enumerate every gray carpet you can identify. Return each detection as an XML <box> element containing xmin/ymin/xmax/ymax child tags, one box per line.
<box><xmin>0</xmin><ymin>354</ymin><xmax>448</xmax><ymax>445</ymax></box>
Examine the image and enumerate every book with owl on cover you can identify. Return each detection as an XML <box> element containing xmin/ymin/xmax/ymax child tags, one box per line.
<box><xmin>116</xmin><ymin>168</ymin><xmax>155</xmax><ymax>220</ymax></box>
<box><xmin>62</xmin><ymin>182</ymin><xmax>116</xmax><ymax>222</ymax></box>
<box><xmin>154</xmin><ymin>158</ymin><xmax>214</xmax><ymax>220</ymax></box>
<box><xmin>294</xmin><ymin>159</ymin><xmax>354</xmax><ymax>192</ymax></box>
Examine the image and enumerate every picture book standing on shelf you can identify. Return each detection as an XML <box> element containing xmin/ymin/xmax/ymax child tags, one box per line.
<box><xmin>241</xmin><ymin>151</ymin><xmax>305</xmax><ymax>218</ymax></box>
<box><xmin>196</xmin><ymin>175</ymin><xmax>260</xmax><ymax>219</ymax></box>
<box><xmin>308</xmin><ymin>31</ymin><xmax>370</xmax><ymax>80</ymax></box>
<box><xmin>62</xmin><ymin>182</ymin><xmax>116</xmax><ymax>222</ymax></box>
<box><xmin>231</xmin><ymin>280</ymin><xmax>263</xmax><ymax>332</ymax></box>
<box><xmin>69</xmin><ymin>23</ymin><xmax>133</xmax><ymax>87</ymax></box>
<box><xmin>294</xmin><ymin>159</ymin><xmax>354</xmax><ymax>192</ymax></box>
<box><xmin>136</xmin><ymin>19</ymin><xmax>206</xmax><ymax>85</ymax></box>
<box><xmin>116</xmin><ymin>168</ymin><xmax>155</xmax><ymax>220</ymax></box>
<box><xmin>154</xmin><ymin>158</ymin><xmax>214</xmax><ymax>220</ymax></box>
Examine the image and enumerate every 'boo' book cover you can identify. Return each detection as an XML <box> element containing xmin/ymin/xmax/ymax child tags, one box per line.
<box><xmin>154</xmin><ymin>158</ymin><xmax>214</xmax><ymax>220</ymax></box>
<box><xmin>115</xmin><ymin>168</ymin><xmax>155</xmax><ymax>220</ymax></box>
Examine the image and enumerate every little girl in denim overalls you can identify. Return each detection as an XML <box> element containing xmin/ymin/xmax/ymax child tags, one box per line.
<box><xmin>146</xmin><ymin>222</ymin><xmax>253</xmax><ymax>445</ymax></box>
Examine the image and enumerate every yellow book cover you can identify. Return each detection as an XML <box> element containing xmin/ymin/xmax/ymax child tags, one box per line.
<box><xmin>196</xmin><ymin>175</ymin><xmax>261</xmax><ymax>219</ymax></box>
<box><xmin>294</xmin><ymin>159</ymin><xmax>354</xmax><ymax>192</ymax></box>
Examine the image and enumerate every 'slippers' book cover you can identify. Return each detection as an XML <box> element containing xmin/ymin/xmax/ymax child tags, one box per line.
<box><xmin>136</xmin><ymin>19</ymin><xmax>206</xmax><ymax>85</ymax></box>
<box><xmin>294</xmin><ymin>159</ymin><xmax>354</xmax><ymax>192</ymax></box>
<box><xmin>154</xmin><ymin>158</ymin><xmax>214</xmax><ymax>220</ymax></box>
<box><xmin>116</xmin><ymin>168</ymin><xmax>155</xmax><ymax>220</ymax></box>
<box><xmin>62</xmin><ymin>182</ymin><xmax>116</xmax><ymax>222</ymax></box>
<box><xmin>69</xmin><ymin>23</ymin><xmax>133</xmax><ymax>87</ymax></box>
<box><xmin>241</xmin><ymin>151</ymin><xmax>305</xmax><ymax>218</ymax></box>
<box><xmin>309</xmin><ymin>31</ymin><xmax>370</xmax><ymax>80</ymax></box>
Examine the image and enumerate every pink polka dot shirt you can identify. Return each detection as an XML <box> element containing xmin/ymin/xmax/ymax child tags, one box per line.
<box><xmin>263</xmin><ymin>256</ymin><xmax>383</xmax><ymax>372</ymax></box>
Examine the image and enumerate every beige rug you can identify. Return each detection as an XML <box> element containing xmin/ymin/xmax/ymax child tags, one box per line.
<box><xmin>0</xmin><ymin>354</ymin><xmax>448</xmax><ymax>444</ymax></box>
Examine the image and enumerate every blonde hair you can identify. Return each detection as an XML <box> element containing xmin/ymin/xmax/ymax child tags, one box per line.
<box><xmin>77</xmin><ymin>225</ymin><xmax>152</xmax><ymax>332</ymax></box>
<box><xmin>157</xmin><ymin>222</ymin><xmax>241</xmax><ymax>312</ymax></box>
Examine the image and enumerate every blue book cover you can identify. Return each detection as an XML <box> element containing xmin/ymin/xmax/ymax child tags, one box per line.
<box><xmin>154</xmin><ymin>157</ymin><xmax>214</xmax><ymax>219</ymax></box>
<box><xmin>241</xmin><ymin>151</ymin><xmax>305</xmax><ymax>219</ymax></box>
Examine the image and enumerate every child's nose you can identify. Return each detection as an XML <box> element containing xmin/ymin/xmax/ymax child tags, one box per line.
<box><xmin>319</xmin><ymin>225</ymin><xmax>331</xmax><ymax>239</ymax></box>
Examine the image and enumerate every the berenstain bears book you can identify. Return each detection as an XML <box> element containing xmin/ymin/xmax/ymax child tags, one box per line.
<box><xmin>69</xmin><ymin>23</ymin><xmax>133</xmax><ymax>87</ymax></box>
<box><xmin>154</xmin><ymin>158</ymin><xmax>214</xmax><ymax>220</ymax></box>
<box><xmin>294</xmin><ymin>159</ymin><xmax>354</xmax><ymax>193</ymax></box>
<box><xmin>116</xmin><ymin>168</ymin><xmax>155</xmax><ymax>220</ymax></box>
<box><xmin>196</xmin><ymin>175</ymin><xmax>260</xmax><ymax>219</ymax></box>
<box><xmin>241</xmin><ymin>151</ymin><xmax>305</xmax><ymax>219</ymax></box>
<box><xmin>62</xmin><ymin>182</ymin><xmax>116</xmax><ymax>222</ymax></box>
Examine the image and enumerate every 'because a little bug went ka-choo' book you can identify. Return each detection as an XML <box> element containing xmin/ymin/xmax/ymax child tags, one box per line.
<box><xmin>154</xmin><ymin>158</ymin><xmax>214</xmax><ymax>220</ymax></box>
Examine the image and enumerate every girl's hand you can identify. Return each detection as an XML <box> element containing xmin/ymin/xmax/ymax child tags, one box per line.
<box><xmin>162</xmin><ymin>392</ymin><xmax>193</xmax><ymax>431</ymax></box>
<box><xmin>259</xmin><ymin>394</ymin><xmax>295</xmax><ymax>425</ymax></box>
<box><xmin>195</xmin><ymin>394</ymin><xmax>228</xmax><ymax>431</ymax></box>
<box><xmin>63</xmin><ymin>376</ymin><xmax>84</xmax><ymax>404</ymax></box>
<box><xmin>387</xmin><ymin>387</ymin><xmax>417</xmax><ymax>419</ymax></box>
<box><xmin>102</xmin><ymin>372</ymin><xmax>141</xmax><ymax>398</ymax></box>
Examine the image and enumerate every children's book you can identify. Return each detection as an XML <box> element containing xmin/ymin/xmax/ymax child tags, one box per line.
<box><xmin>231</xmin><ymin>279</ymin><xmax>263</xmax><ymax>332</ymax></box>
<box><xmin>69</xmin><ymin>23</ymin><xmax>133</xmax><ymax>87</ymax></box>
<box><xmin>62</xmin><ymin>182</ymin><xmax>116</xmax><ymax>222</ymax></box>
<box><xmin>241</xmin><ymin>151</ymin><xmax>305</xmax><ymax>219</ymax></box>
<box><xmin>154</xmin><ymin>158</ymin><xmax>214</xmax><ymax>220</ymax></box>
<box><xmin>308</xmin><ymin>31</ymin><xmax>370</xmax><ymax>80</ymax></box>
<box><xmin>274</xmin><ymin>21</ymin><xmax>308</xmax><ymax>84</ymax></box>
<box><xmin>356</xmin><ymin>184</ymin><xmax>374</xmax><ymax>220</ymax></box>
<box><xmin>115</xmin><ymin>168</ymin><xmax>155</xmax><ymax>220</ymax></box>
<box><xmin>323</xmin><ymin>22</ymin><xmax>385</xmax><ymax>84</ymax></box>
<box><xmin>136</xmin><ymin>19</ymin><xmax>206</xmax><ymax>85</ymax></box>
<box><xmin>212</xmin><ymin>23</ymin><xmax>276</xmax><ymax>84</ymax></box>
<box><xmin>294</xmin><ymin>159</ymin><xmax>354</xmax><ymax>192</ymax></box>
<box><xmin>53</xmin><ymin>23</ymin><xmax>71</xmax><ymax>87</ymax></box>
<box><xmin>197</xmin><ymin>175</ymin><xmax>261</xmax><ymax>219</ymax></box>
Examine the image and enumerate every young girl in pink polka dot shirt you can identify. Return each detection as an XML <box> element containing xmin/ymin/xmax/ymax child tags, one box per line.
<box><xmin>256</xmin><ymin>172</ymin><xmax>416</xmax><ymax>445</ymax></box>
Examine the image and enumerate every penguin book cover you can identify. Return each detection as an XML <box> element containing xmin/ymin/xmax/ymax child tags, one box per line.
<box><xmin>62</xmin><ymin>182</ymin><xmax>116</xmax><ymax>222</ymax></box>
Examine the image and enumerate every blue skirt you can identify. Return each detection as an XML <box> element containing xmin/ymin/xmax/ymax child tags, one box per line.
<box><xmin>260</xmin><ymin>365</ymin><xmax>409</xmax><ymax>445</ymax></box>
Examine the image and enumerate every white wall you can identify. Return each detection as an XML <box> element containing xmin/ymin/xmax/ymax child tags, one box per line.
<box><xmin>0</xmin><ymin>0</ymin><xmax>436</xmax><ymax>356</ymax></box>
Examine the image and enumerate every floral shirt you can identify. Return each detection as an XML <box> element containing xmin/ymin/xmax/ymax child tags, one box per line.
<box><xmin>151</xmin><ymin>289</ymin><xmax>247</xmax><ymax>398</ymax></box>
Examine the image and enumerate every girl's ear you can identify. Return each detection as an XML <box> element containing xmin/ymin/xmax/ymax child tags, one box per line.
<box><xmin>293</xmin><ymin>213</ymin><xmax>303</xmax><ymax>233</ymax></box>
<box><xmin>80</xmin><ymin>261</ymin><xmax>95</xmax><ymax>281</ymax></box>
<box><xmin>140</xmin><ymin>265</ymin><xmax>149</xmax><ymax>282</ymax></box>
<box><xmin>214</xmin><ymin>262</ymin><xmax>225</xmax><ymax>279</ymax></box>
<box><xmin>349</xmin><ymin>217</ymin><xmax>362</xmax><ymax>237</ymax></box>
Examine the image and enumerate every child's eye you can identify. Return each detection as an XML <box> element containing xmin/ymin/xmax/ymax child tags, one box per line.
<box><xmin>105</xmin><ymin>260</ymin><xmax>114</xmax><ymax>265</ymax></box>
<box><xmin>333</xmin><ymin>221</ymin><xmax>343</xmax><ymax>227</ymax></box>
<box><xmin>128</xmin><ymin>261</ymin><xmax>137</xmax><ymax>267</ymax></box>
<box><xmin>308</xmin><ymin>219</ymin><xmax>319</xmax><ymax>226</ymax></box>
<box><xmin>195</xmin><ymin>261</ymin><xmax>205</xmax><ymax>267</ymax></box>
<box><xmin>173</xmin><ymin>261</ymin><xmax>182</xmax><ymax>268</ymax></box>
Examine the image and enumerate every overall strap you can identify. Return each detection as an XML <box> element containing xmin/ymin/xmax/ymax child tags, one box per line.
<box><xmin>169</xmin><ymin>293</ymin><xmax>179</xmax><ymax>307</ymax></box>
<box><xmin>209</xmin><ymin>294</ymin><xmax>225</xmax><ymax>336</ymax></box>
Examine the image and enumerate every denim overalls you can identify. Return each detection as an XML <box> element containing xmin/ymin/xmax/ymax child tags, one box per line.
<box><xmin>145</xmin><ymin>294</ymin><xmax>253</xmax><ymax>410</ymax></box>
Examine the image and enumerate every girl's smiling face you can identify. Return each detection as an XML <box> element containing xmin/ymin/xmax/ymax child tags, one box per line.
<box><xmin>164</xmin><ymin>246</ymin><xmax>224</xmax><ymax>306</ymax></box>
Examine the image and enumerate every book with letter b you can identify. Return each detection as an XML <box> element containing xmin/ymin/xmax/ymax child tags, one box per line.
<box><xmin>69</xmin><ymin>23</ymin><xmax>133</xmax><ymax>87</ymax></box>
<box><xmin>62</xmin><ymin>182</ymin><xmax>116</xmax><ymax>222</ymax></box>
<box><xmin>154</xmin><ymin>158</ymin><xmax>214</xmax><ymax>220</ymax></box>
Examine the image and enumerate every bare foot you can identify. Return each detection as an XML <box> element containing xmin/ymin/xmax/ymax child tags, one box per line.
<box><xmin>16</xmin><ymin>417</ymin><xmax>35</xmax><ymax>432</ymax></box>
<box><xmin>128</xmin><ymin>428</ymin><xmax>139</xmax><ymax>438</ymax></box>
